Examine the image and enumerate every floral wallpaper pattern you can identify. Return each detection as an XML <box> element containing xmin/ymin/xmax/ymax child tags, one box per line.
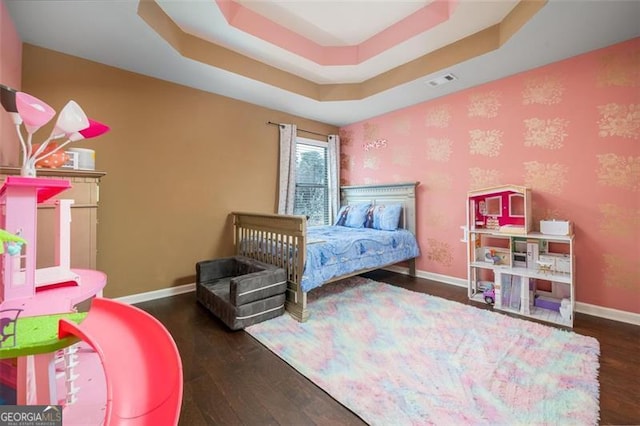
<box><xmin>469</xmin><ymin>129</ymin><xmax>504</xmax><ymax>157</ymax></box>
<box><xmin>363</xmin><ymin>122</ymin><xmax>380</xmax><ymax>141</ymax></box>
<box><xmin>596</xmin><ymin>153</ymin><xmax>640</xmax><ymax>191</ymax></box>
<box><xmin>339</xmin><ymin>129</ymin><xmax>353</xmax><ymax>147</ymax></box>
<box><xmin>425</xmin><ymin>105</ymin><xmax>452</xmax><ymax>128</ymax></box>
<box><xmin>340</xmin><ymin>38</ymin><xmax>640</xmax><ymax>314</ymax></box>
<box><xmin>597</xmin><ymin>51</ymin><xmax>639</xmax><ymax>87</ymax></box>
<box><xmin>468</xmin><ymin>91</ymin><xmax>501</xmax><ymax>118</ymax></box>
<box><xmin>533</xmin><ymin>207</ymin><xmax>566</xmax><ymax>227</ymax></box>
<box><xmin>523</xmin><ymin>161</ymin><xmax>569</xmax><ymax>194</ymax></box>
<box><xmin>425</xmin><ymin>238</ymin><xmax>453</xmax><ymax>267</ymax></box>
<box><xmin>363</xmin><ymin>154</ymin><xmax>380</xmax><ymax>170</ymax></box>
<box><xmin>469</xmin><ymin>168</ymin><xmax>503</xmax><ymax>190</ymax></box>
<box><xmin>522</xmin><ymin>75</ymin><xmax>565</xmax><ymax>105</ymax></box>
<box><xmin>424</xmin><ymin>172</ymin><xmax>452</xmax><ymax>191</ymax></box>
<box><xmin>392</xmin><ymin>150</ymin><xmax>411</xmax><ymax>166</ymax></box>
<box><xmin>425</xmin><ymin>211</ymin><xmax>452</xmax><ymax>229</ymax></box>
<box><xmin>597</xmin><ymin>103</ymin><xmax>640</xmax><ymax>139</ymax></box>
<box><xmin>603</xmin><ymin>254</ymin><xmax>638</xmax><ymax>291</ymax></box>
<box><xmin>523</xmin><ymin>118</ymin><xmax>569</xmax><ymax>149</ymax></box>
<box><xmin>426</xmin><ymin>138</ymin><xmax>453</xmax><ymax>162</ymax></box>
<box><xmin>394</xmin><ymin>117</ymin><xmax>412</xmax><ymax>135</ymax></box>
<box><xmin>599</xmin><ymin>204</ymin><xmax>639</xmax><ymax>238</ymax></box>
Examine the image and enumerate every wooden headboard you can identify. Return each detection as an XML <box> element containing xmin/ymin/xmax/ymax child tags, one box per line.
<box><xmin>340</xmin><ymin>181</ymin><xmax>419</xmax><ymax>235</ymax></box>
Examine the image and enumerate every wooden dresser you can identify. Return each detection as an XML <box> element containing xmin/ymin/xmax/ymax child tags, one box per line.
<box><xmin>0</xmin><ymin>166</ymin><xmax>106</xmax><ymax>270</ymax></box>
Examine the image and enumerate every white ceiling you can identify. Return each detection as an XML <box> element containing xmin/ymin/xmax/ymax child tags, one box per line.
<box><xmin>5</xmin><ymin>0</ymin><xmax>640</xmax><ymax>126</ymax></box>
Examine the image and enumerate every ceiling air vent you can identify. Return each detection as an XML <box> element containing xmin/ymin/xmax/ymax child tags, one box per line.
<box><xmin>426</xmin><ymin>73</ymin><xmax>457</xmax><ymax>87</ymax></box>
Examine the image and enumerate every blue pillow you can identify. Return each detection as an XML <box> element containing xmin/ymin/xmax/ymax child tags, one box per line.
<box><xmin>335</xmin><ymin>203</ymin><xmax>371</xmax><ymax>228</ymax></box>
<box><xmin>367</xmin><ymin>204</ymin><xmax>403</xmax><ymax>231</ymax></box>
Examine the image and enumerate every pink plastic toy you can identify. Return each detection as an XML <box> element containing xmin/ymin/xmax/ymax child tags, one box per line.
<box><xmin>0</xmin><ymin>176</ymin><xmax>107</xmax><ymax>410</ymax></box>
<box><xmin>59</xmin><ymin>298</ymin><xmax>183</xmax><ymax>426</ymax></box>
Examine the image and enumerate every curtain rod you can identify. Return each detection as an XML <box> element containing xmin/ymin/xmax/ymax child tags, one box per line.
<box><xmin>266</xmin><ymin>121</ymin><xmax>328</xmax><ymax>138</ymax></box>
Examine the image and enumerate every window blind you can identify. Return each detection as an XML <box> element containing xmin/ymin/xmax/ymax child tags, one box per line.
<box><xmin>294</xmin><ymin>140</ymin><xmax>329</xmax><ymax>226</ymax></box>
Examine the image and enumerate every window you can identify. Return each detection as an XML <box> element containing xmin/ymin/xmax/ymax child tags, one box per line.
<box><xmin>485</xmin><ymin>196</ymin><xmax>502</xmax><ymax>217</ymax></box>
<box><xmin>509</xmin><ymin>193</ymin><xmax>525</xmax><ymax>217</ymax></box>
<box><xmin>294</xmin><ymin>137</ymin><xmax>329</xmax><ymax>226</ymax></box>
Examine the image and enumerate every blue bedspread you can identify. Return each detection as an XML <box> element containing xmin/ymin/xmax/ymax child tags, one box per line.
<box><xmin>301</xmin><ymin>225</ymin><xmax>420</xmax><ymax>292</ymax></box>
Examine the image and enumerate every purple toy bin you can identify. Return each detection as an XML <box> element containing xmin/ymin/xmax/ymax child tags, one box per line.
<box><xmin>534</xmin><ymin>295</ymin><xmax>561</xmax><ymax>312</ymax></box>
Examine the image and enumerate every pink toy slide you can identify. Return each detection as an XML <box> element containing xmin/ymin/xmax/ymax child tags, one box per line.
<box><xmin>58</xmin><ymin>298</ymin><xmax>183</xmax><ymax>426</ymax></box>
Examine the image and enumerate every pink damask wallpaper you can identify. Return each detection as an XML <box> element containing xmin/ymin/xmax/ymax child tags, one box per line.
<box><xmin>340</xmin><ymin>38</ymin><xmax>639</xmax><ymax>314</ymax></box>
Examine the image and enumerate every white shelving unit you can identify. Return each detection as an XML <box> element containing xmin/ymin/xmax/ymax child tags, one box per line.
<box><xmin>466</xmin><ymin>185</ymin><xmax>575</xmax><ymax>327</ymax></box>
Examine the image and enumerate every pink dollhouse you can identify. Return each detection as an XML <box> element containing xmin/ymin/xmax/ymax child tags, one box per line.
<box><xmin>0</xmin><ymin>176</ymin><xmax>106</xmax><ymax>312</ymax></box>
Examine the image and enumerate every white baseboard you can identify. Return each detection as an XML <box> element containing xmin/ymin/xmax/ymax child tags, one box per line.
<box><xmin>384</xmin><ymin>266</ymin><xmax>640</xmax><ymax>326</ymax></box>
<box><xmin>115</xmin><ymin>283</ymin><xmax>195</xmax><ymax>305</ymax></box>
<box><xmin>115</xmin><ymin>268</ymin><xmax>640</xmax><ymax>326</ymax></box>
<box><xmin>384</xmin><ymin>265</ymin><xmax>467</xmax><ymax>287</ymax></box>
<box><xmin>417</xmin><ymin>270</ymin><xmax>467</xmax><ymax>288</ymax></box>
<box><xmin>575</xmin><ymin>301</ymin><xmax>640</xmax><ymax>326</ymax></box>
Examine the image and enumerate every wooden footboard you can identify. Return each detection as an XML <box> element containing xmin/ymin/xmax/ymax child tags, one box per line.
<box><xmin>231</xmin><ymin>212</ymin><xmax>310</xmax><ymax>322</ymax></box>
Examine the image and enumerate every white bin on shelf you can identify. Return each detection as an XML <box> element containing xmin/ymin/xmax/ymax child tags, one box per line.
<box><xmin>540</xmin><ymin>220</ymin><xmax>572</xmax><ymax>236</ymax></box>
<box><xmin>66</xmin><ymin>148</ymin><xmax>95</xmax><ymax>170</ymax></box>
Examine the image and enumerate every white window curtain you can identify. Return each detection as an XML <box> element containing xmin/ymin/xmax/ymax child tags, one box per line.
<box><xmin>277</xmin><ymin>123</ymin><xmax>297</xmax><ymax>214</ymax></box>
<box><xmin>327</xmin><ymin>134</ymin><xmax>340</xmax><ymax>221</ymax></box>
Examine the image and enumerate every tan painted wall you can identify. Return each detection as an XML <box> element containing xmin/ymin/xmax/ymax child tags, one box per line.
<box><xmin>21</xmin><ymin>44</ymin><xmax>338</xmax><ymax>298</ymax></box>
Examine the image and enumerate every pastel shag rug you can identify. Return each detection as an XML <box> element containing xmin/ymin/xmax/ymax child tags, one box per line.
<box><xmin>245</xmin><ymin>277</ymin><xmax>600</xmax><ymax>425</ymax></box>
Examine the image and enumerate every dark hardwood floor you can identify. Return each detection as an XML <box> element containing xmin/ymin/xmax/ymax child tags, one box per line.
<box><xmin>135</xmin><ymin>270</ymin><xmax>640</xmax><ymax>426</ymax></box>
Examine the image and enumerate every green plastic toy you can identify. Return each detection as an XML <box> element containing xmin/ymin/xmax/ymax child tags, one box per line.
<box><xmin>0</xmin><ymin>229</ymin><xmax>27</xmax><ymax>255</ymax></box>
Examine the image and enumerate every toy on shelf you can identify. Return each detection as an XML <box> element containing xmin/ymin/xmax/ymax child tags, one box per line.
<box><xmin>536</xmin><ymin>259</ymin><xmax>554</xmax><ymax>273</ymax></box>
<box><xmin>475</xmin><ymin>281</ymin><xmax>495</xmax><ymax>305</ymax></box>
<box><xmin>0</xmin><ymin>84</ymin><xmax>109</xmax><ymax>177</ymax></box>
<box><xmin>482</xmin><ymin>284</ymin><xmax>496</xmax><ymax>305</ymax></box>
<box><xmin>484</xmin><ymin>249</ymin><xmax>502</xmax><ymax>265</ymax></box>
<box><xmin>0</xmin><ymin>229</ymin><xmax>26</xmax><ymax>256</ymax></box>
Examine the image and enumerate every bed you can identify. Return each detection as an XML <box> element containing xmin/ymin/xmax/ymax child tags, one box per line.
<box><xmin>232</xmin><ymin>182</ymin><xmax>420</xmax><ymax>322</ymax></box>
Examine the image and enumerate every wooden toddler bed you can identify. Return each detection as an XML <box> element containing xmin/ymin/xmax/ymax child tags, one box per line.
<box><xmin>232</xmin><ymin>181</ymin><xmax>420</xmax><ymax>322</ymax></box>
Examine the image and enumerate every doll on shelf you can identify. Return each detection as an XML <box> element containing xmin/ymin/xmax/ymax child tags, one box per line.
<box><xmin>0</xmin><ymin>229</ymin><xmax>26</xmax><ymax>256</ymax></box>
